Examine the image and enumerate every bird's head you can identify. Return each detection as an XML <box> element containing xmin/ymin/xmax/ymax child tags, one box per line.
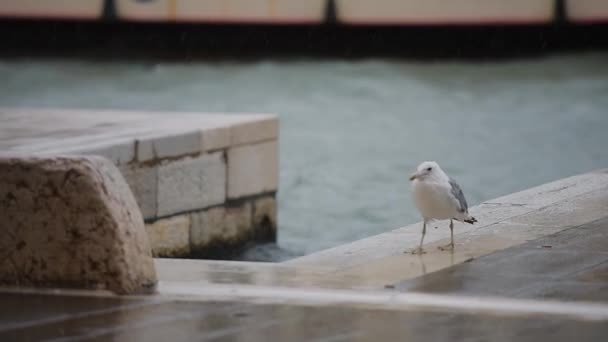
<box><xmin>409</xmin><ymin>161</ymin><xmax>441</xmax><ymax>181</ymax></box>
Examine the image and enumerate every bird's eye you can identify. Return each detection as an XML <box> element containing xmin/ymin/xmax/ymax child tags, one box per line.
<box><xmin>427</xmin><ymin>167</ymin><xmax>432</xmax><ymax>171</ymax></box>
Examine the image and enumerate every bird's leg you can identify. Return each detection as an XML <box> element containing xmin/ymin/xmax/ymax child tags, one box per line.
<box><xmin>438</xmin><ymin>219</ymin><xmax>455</xmax><ymax>251</ymax></box>
<box><xmin>410</xmin><ymin>221</ymin><xmax>427</xmax><ymax>254</ymax></box>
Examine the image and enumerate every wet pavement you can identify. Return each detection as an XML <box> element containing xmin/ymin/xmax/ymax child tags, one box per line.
<box><xmin>2</xmin><ymin>292</ymin><xmax>608</xmax><ymax>342</ymax></box>
<box><xmin>2</xmin><ymin>217</ymin><xmax>608</xmax><ymax>341</ymax></box>
<box><xmin>396</xmin><ymin>217</ymin><xmax>608</xmax><ymax>302</ymax></box>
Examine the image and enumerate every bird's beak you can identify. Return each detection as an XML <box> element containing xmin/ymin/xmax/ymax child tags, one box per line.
<box><xmin>409</xmin><ymin>172</ymin><xmax>418</xmax><ymax>181</ymax></box>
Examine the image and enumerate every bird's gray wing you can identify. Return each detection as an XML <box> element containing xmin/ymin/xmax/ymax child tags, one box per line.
<box><xmin>449</xmin><ymin>178</ymin><xmax>468</xmax><ymax>213</ymax></box>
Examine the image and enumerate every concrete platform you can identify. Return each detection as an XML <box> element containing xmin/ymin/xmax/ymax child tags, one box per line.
<box><xmin>287</xmin><ymin>168</ymin><xmax>608</xmax><ymax>286</ymax></box>
<box><xmin>0</xmin><ymin>108</ymin><xmax>279</xmax><ymax>258</ymax></box>
<box><xmin>396</xmin><ymin>216</ymin><xmax>608</xmax><ymax>302</ymax></box>
<box><xmin>3</xmin><ymin>217</ymin><xmax>608</xmax><ymax>340</ymax></box>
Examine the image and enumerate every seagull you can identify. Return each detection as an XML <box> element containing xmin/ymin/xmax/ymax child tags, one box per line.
<box><xmin>408</xmin><ymin>161</ymin><xmax>477</xmax><ymax>254</ymax></box>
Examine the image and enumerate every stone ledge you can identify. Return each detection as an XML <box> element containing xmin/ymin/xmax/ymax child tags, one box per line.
<box><xmin>146</xmin><ymin>194</ymin><xmax>277</xmax><ymax>259</ymax></box>
<box><xmin>286</xmin><ymin>169</ymin><xmax>608</xmax><ymax>274</ymax></box>
<box><xmin>156</xmin><ymin>152</ymin><xmax>226</xmax><ymax>217</ymax></box>
<box><xmin>1</xmin><ymin>108</ymin><xmax>280</xmax><ymax>258</ymax></box>
<box><xmin>227</xmin><ymin>140</ymin><xmax>279</xmax><ymax>199</ymax></box>
<box><xmin>1</xmin><ymin>108</ymin><xmax>278</xmax><ymax>165</ymax></box>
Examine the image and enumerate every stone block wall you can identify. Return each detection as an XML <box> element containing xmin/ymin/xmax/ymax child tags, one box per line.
<box><xmin>1</xmin><ymin>109</ymin><xmax>279</xmax><ymax>259</ymax></box>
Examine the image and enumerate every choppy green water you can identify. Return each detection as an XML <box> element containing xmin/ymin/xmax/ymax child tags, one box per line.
<box><xmin>2</xmin><ymin>53</ymin><xmax>608</xmax><ymax>260</ymax></box>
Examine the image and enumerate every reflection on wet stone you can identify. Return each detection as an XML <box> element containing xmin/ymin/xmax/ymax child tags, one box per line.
<box><xmin>396</xmin><ymin>217</ymin><xmax>608</xmax><ymax>302</ymax></box>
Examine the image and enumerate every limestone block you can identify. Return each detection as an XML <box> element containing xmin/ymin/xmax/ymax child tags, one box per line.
<box><xmin>337</xmin><ymin>0</ymin><xmax>554</xmax><ymax>24</ymax></box>
<box><xmin>231</xmin><ymin>116</ymin><xmax>279</xmax><ymax>146</ymax></box>
<box><xmin>0</xmin><ymin>155</ymin><xmax>157</xmax><ymax>294</ymax></box>
<box><xmin>201</xmin><ymin>125</ymin><xmax>231</xmax><ymax>153</ymax></box>
<box><xmin>190</xmin><ymin>202</ymin><xmax>252</xmax><ymax>251</ymax></box>
<box><xmin>82</xmin><ymin>140</ymin><xmax>136</xmax><ymax>165</ymax></box>
<box><xmin>227</xmin><ymin>141</ymin><xmax>278</xmax><ymax>199</ymax></box>
<box><xmin>39</xmin><ymin>139</ymin><xmax>135</xmax><ymax>166</ymax></box>
<box><xmin>0</xmin><ymin>0</ymin><xmax>104</xmax><ymax>19</ymax></box>
<box><xmin>137</xmin><ymin>130</ymin><xmax>203</xmax><ymax>162</ymax></box>
<box><xmin>146</xmin><ymin>215</ymin><xmax>191</xmax><ymax>257</ymax></box>
<box><xmin>157</xmin><ymin>152</ymin><xmax>226</xmax><ymax>217</ymax></box>
<box><xmin>252</xmin><ymin>196</ymin><xmax>277</xmax><ymax>241</ymax></box>
<box><xmin>119</xmin><ymin>164</ymin><xmax>158</xmax><ymax>220</ymax></box>
<box><xmin>566</xmin><ymin>0</ymin><xmax>608</xmax><ymax>23</ymax></box>
<box><xmin>190</xmin><ymin>207</ymin><xmax>224</xmax><ymax>251</ymax></box>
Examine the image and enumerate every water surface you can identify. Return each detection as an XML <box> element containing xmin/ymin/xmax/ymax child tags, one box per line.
<box><xmin>2</xmin><ymin>53</ymin><xmax>607</xmax><ymax>260</ymax></box>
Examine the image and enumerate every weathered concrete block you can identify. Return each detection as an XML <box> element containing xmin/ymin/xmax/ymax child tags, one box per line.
<box><xmin>137</xmin><ymin>131</ymin><xmax>202</xmax><ymax>162</ymax></box>
<box><xmin>231</xmin><ymin>116</ymin><xmax>279</xmax><ymax>146</ymax></box>
<box><xmin>189</xmin><ymin>196</ymin><xmax>277</xmax><ymax>258</ymax></box>
<box><xmin>252</xmin><ymin>196</ymin><xmax>277</xmax><ymax>241</ymax></box>
<box><xmin>190</xmin><ymin>207</ymin><xmax>224</xmax><ymax>251</ymax></box>
<box><xmin>119</xmin><ymin>164</ymin><xmax>158</xmax><ymax>220</ymax></box>
<box><xmin>227</xmin><ymin>141</ymin><xmax>278</xmax><ymax>199</ymax></box>
<box><xmin>146</xmin><ymin>215</ymin><xmax>191</xmax><ymax>257</ymax></box>
<box><xmin>190</xmin><ymin>203</ymin><xmax>251</xmax><ymax>253</ymax></box>
<box><xmin>40</xmin><ymin>139</ymin><xmax>136</xmax><ymax>166</ymax></box>
<box><xmin>190</xmin><ymin>202</ymin><xmax>253</xmax><ymax>258</ymax></box>
<box><xmin>157</xmin><ymin>152</ymin><xmax>226</xmax><ymax>217</ymax></box>
<box><xmin>0</xmin><ymin>156</ymin><xmax>157</xmax><ymax>294</ymax></box>
<box><xmin>201</xmin><ymin>125</ymin><xmax>231</xmax><ymax>152</ymax></box>
<box><xmin>82</xmin><ymin>140</ymin><xmax>136</xmax><ymax>165</ymax></box>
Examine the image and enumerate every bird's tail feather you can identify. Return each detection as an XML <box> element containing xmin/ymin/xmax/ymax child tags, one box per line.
<box><xmin>463</xmin><ymin>216</ymin><xmax>477</xmax><ymax>224</ymax></box>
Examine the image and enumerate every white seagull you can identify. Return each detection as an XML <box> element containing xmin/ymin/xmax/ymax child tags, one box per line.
<box><xmin>409</xmin><ymin>161</ymin><xmax>477</xmax><ymax>254</ymax></box>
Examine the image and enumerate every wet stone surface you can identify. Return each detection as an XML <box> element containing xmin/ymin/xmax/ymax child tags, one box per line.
<box><xmin>395</xmin><ymin>217</ymin><xmax>608</xmax><ymax>302</ymax></box>
<box><xmin>1</xmin><ymin>292</ymin><xmax>607</xmax><ymax>342</ymax></box>
<box><xmin>2</xmin><ymin>198</ymin><xmax>608</xmax><ymax>340</ymax></box>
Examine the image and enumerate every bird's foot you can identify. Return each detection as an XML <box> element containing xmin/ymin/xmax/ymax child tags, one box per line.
<box><xmin>438</xmin><ymin>243</ymin><xmax>454</xmax><ymax>251</ymax></box>
<box><xmin>409</xmin><ymin>247</ymin><xmax>426</xmax><ymax>255</ymax></box>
